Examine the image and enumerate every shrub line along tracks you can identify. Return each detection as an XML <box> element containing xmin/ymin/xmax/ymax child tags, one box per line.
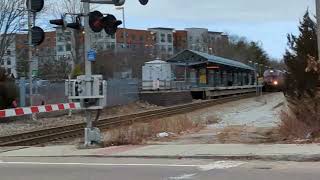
<box><xmin>0</xmin><ymin>93</ymin><xmax>257</xmax><ymax>146</ymax></box>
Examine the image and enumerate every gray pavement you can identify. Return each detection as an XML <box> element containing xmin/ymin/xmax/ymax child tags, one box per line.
<box><xmin>0</xmin><ymin>157</ymin><xmax>319</xmax><ymax>180</ymax></box>
<box><xmin>1</xmin><ymin>144</ymin><xmax>320</xmax><ymax>161</ymax></box>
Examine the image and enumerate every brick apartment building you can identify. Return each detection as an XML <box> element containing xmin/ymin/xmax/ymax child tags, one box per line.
<box><xmin>4</xmin><ymin>26</ymin><xmax>229</xmax><ymax>79</ymax></box>
<box><xmin>116</xmin><ymin>28</ymin><xmax>155</xmax><ymax>49</ymax></box>
<box><xmin>15</xmin><ymin>31</ymin><xmax>57</xmax><ymax>77</ymax></box>
<box><xmin>173</xmin><ymin>30</ymin><xmax>188</xmax><ymax>52</ymax></box>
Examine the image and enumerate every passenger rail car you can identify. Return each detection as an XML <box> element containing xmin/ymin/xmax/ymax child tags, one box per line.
<box><xmin>263</xmin><ymin>69</ymin><xmax>285</xmax><ymax>91</ymax></box>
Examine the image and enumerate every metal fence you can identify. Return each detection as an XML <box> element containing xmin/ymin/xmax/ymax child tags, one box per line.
<box><xmin>106</xmin><ymin>79</ymin><xmax>139</xmax><ymax>107</ymax></box>
<box><xmin>16</xmin><ymin>78</ymin><xmax>140</xmax><ymax>108</ymax></box>
<box><xmin>16</xmin><ymin>79</ymin><xmax>67</xmax><ymax>107</ymax></box>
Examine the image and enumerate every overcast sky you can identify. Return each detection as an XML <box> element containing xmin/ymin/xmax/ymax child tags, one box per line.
<box><xmin>97</xmin><ymin>0</ymin><xmax>316</xmax><ymax>59</ymax></box>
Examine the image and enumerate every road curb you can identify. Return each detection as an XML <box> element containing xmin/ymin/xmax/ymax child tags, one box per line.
<box><xmin>2</xmin><ymin>154</ymin><xmax>320</xmax><ymax>162</ymax></box>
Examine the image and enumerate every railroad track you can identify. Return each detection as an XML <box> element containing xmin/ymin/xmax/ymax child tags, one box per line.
<box><xmin>0</xmin><ymin>93</ymin><xmax>257</xmax><ymax>146</ymax></box>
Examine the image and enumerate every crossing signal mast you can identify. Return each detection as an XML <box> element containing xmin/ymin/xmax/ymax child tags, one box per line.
<box><xmin>26</xmin><ymin>0</ymin><xmax>46</xmax><ymax>119</ymax></box>
<box><xmin>50</xmin><ymin>0</ymin><xmax>150</xmax><ymax>147</ymax></box>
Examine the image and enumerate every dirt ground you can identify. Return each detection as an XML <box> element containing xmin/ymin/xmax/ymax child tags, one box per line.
<box><xmin>148</xmin><ymin>93</ymin><xmax>285</xmax><ymax>145</ymax></box>
<box><xmin>46</xmin><ymin>93</ymin><xmax>285</xmax><ymax>146</ymax></box>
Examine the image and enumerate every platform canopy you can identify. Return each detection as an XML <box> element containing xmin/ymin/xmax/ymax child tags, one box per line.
<box><xmin>167</xmin><ymin>50</ymin><xmax>255</xmax><ymax>71</ymax></box>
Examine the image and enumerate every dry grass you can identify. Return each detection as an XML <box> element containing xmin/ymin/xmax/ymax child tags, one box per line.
<box><xmin>279</xmin><ymin>97</ymin><xmax>320</xmax><ymax>141</ymax></box>
<box><xmin>102</xmin><ymin>114</ymin><xmax>211</xmax><ymax>146</ymax></box>
<box><xmin>204</xmin><ymin>115</ymin><xmax>221</xmax><ymax>125</ymax></box>
<box><xmin>100</xmin><ymin>101</ymin><xmax>159</xmax><ymax>117</ymax></box>
<box><xmin>216</xmin><ymin>125</ymin><xmax>279</xmax><ymax>144</ymax></box>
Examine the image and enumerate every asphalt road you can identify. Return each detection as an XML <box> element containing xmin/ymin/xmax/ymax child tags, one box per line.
<box><xmin>0</xmin><ymin>157</ymin><xmax>319</xmax><ymax>180</ymax></box>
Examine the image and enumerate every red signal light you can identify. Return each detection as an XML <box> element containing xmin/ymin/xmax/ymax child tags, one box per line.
<box><xmin>89</xmin><ymin>11</ymin><xmax>122</xmax><ymax>35</ymax></box>
<box><xmin>103</xmin><ymin>14</ymin><xmax>122</xmax><ymax>35</ymax></box>
<box><xmin>89</xmin><ymin>11</ymin><xmax>104</xmax><ymax>32</ymax></box>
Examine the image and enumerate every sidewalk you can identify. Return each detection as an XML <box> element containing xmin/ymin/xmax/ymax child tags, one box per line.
<box><xmin>1</xmin><ymin>144</ymin><xmax>320</xmax><ymax>161</ymax></box>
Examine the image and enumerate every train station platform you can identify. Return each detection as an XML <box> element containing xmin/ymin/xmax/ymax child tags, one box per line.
<box><xmin>140</xmin><ymin>85</ymin><xmax>261</xmax><ymax>106</ymax></box>
<box><xmin>191</xmin><ymin>85</ymin><xmax>260</xmax><ymax>99</ymax></box>
<box><xmin>140</xmin><ymin>90</ymin><xmax>193</xmax><ymax>106</ymax></box>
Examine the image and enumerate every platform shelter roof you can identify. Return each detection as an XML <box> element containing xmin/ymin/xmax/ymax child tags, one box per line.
<box><xmin>167</xmin><ymin>50</ymin><xmax>255</xmax><ymax>71</ymax></box>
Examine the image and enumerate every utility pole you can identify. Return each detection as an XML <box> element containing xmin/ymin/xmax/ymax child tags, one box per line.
<box><xmin>316</xmin><ymin>0</ymin><xmax>320</xmax><ymax>60</ymax></box>
<box><xmin>116</xmin><ymin>7</ymin><xmax>126</xmax><ymax>47</ymax></box>
<box><xmin>116</xmin><ymin>6</ymin><xmax>128</xmax><ymax>75</ymax></box>
<box><xmin>27</xmin><ymin>0</ymin><xmax>33</xmax><ymax>108</ymax></box>
<box><xmin>122</xmin><ymin>7</ymin><xmax>126</xmax><ymax>47</ymax></box>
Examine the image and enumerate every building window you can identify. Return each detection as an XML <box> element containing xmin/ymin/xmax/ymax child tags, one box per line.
<box><xmin>95</xmin><ymin>33</ymin><xmax>101</xmax><ymax>39</ymax></box>
<box><xmin>111</xmin><ymin>43</ymin><xmax>115</xmax><ymax>49</ymax></box>
<box><xmin>167</xmin><ymin>34</ymin><xmax>172</xmax><ymax>43</ymax></box>
<box><xmin>66</xmin><ymin>43</ymin><xmax>72</xmax><ymax>51</ymax></box>
<box><xmin>140</xmin><ymin>36</ymin><xmax>144</xmax><ymax>41</ymax></box>
<box><xmin>65</xmin><ymin>36</ymin><xmax>71</xmax><ymax>41</ymax></box>
<box><xmin>65</xmin><ymin>31</ymin><xmax>72</xmax><ymax>36</ymax></box>
<box><xmin>7</xmin><ymin>68</ymin><xmax>11</xmax><ymax>75</ymax></box>
<box><xmin>6</xmin><ymin>50</ymin><xmax>11</xmax><ymax>56</ymax></box>
<box><xmin>57</xmin><ymin>33</ymin><xmax>64</xmax><ymax>41</ymax></box>
<box><xmin>1</xmin><ymin>59</ymin><xmax>4</xmax><ymax>65</ymax></box>
<box><xmin>161</xmin><ymin>33</ymin><xmax>166</xmax><ymax>42</ymax></box>
<box><xmin>168</xmin><ymin>46</ymin><xmax>173</xmax><ymax>52</ymax></box>
<box><xmin>132</xmin><ymin>34</ymin><xmax>136</xmax><ymax>40</ymax></box>
<box><xmin>58</xmin><ymin>56</ymin><xmax>65</xmax><ymax>60</ymax></box>
<box><xmin>7</xmin><ymin>59</ymin><xmax>11</xmax><ymax>65</ymax></box>
<box><xmin>58</xmin><ymin>45</ymin><xmax>64</xmax><ymax>52</ymax></box>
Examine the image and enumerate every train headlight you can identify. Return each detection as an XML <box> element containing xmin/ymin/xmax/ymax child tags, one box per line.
<box><xmin>273</xmin><ymin>81</ymin><xmax>278</xmax><ymax>85</ymax></box>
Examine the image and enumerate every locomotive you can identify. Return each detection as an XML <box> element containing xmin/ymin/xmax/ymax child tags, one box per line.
<box><xmin>263</xmin><ymin>69</ymin><xmax>285</xmax><ymax>91</ymax></box>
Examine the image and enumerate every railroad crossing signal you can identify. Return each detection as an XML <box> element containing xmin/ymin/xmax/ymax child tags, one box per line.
<box><xmin>26</xmin><ymin>0</ymin><xmax>45</xmax><ymax>46</ymax></box>
<box><xmin>31</xmin><ymin>26</ymin><xmax>45</xmax><ymax>46</ymax></box>
<box><xmin>89</xmin><ymin>11</ymin><xmax>122</xmax><ymax>35</ymax></box>
<box><xmin>50</xmin><ymin>17</ymin><xmax>83</xmax><ymax>30</ymax></box>
<box><xmin>75</xmin><ymin>0</ymin><xmax>150</xmax><ymax>147</ymax></box>
<box><xmin>26</xmin><ymin>0</ymin><xmax>44</xmax><ymax>12</ymax></box>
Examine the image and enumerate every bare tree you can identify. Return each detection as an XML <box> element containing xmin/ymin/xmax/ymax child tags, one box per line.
<box><xmin>0</xmin><ymin>0</ymin><xmax>25</xmax><ymax>65</ymax></box>
<box><xmin>38</xmin><ymin>56</ymin><xmax>71</xmax><ymax>80</ymax></box>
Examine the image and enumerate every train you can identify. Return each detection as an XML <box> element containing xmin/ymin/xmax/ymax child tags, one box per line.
<box><xmin>263</xmin><ymin>69</ymin><xmax>285</xmax><ymax>92</ymax></box>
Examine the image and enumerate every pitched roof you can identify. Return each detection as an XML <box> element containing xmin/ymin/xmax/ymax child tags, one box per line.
<box><xmin>168</xmin><ymin>50</ymin><xmax>255</xmax><ymax>71</ymax></box>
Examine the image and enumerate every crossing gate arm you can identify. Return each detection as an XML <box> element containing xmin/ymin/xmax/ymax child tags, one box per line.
<box><xmin>0</xmin><ymin>103</ymin><xmax>81</xmax><ymax>118</ymax></box>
